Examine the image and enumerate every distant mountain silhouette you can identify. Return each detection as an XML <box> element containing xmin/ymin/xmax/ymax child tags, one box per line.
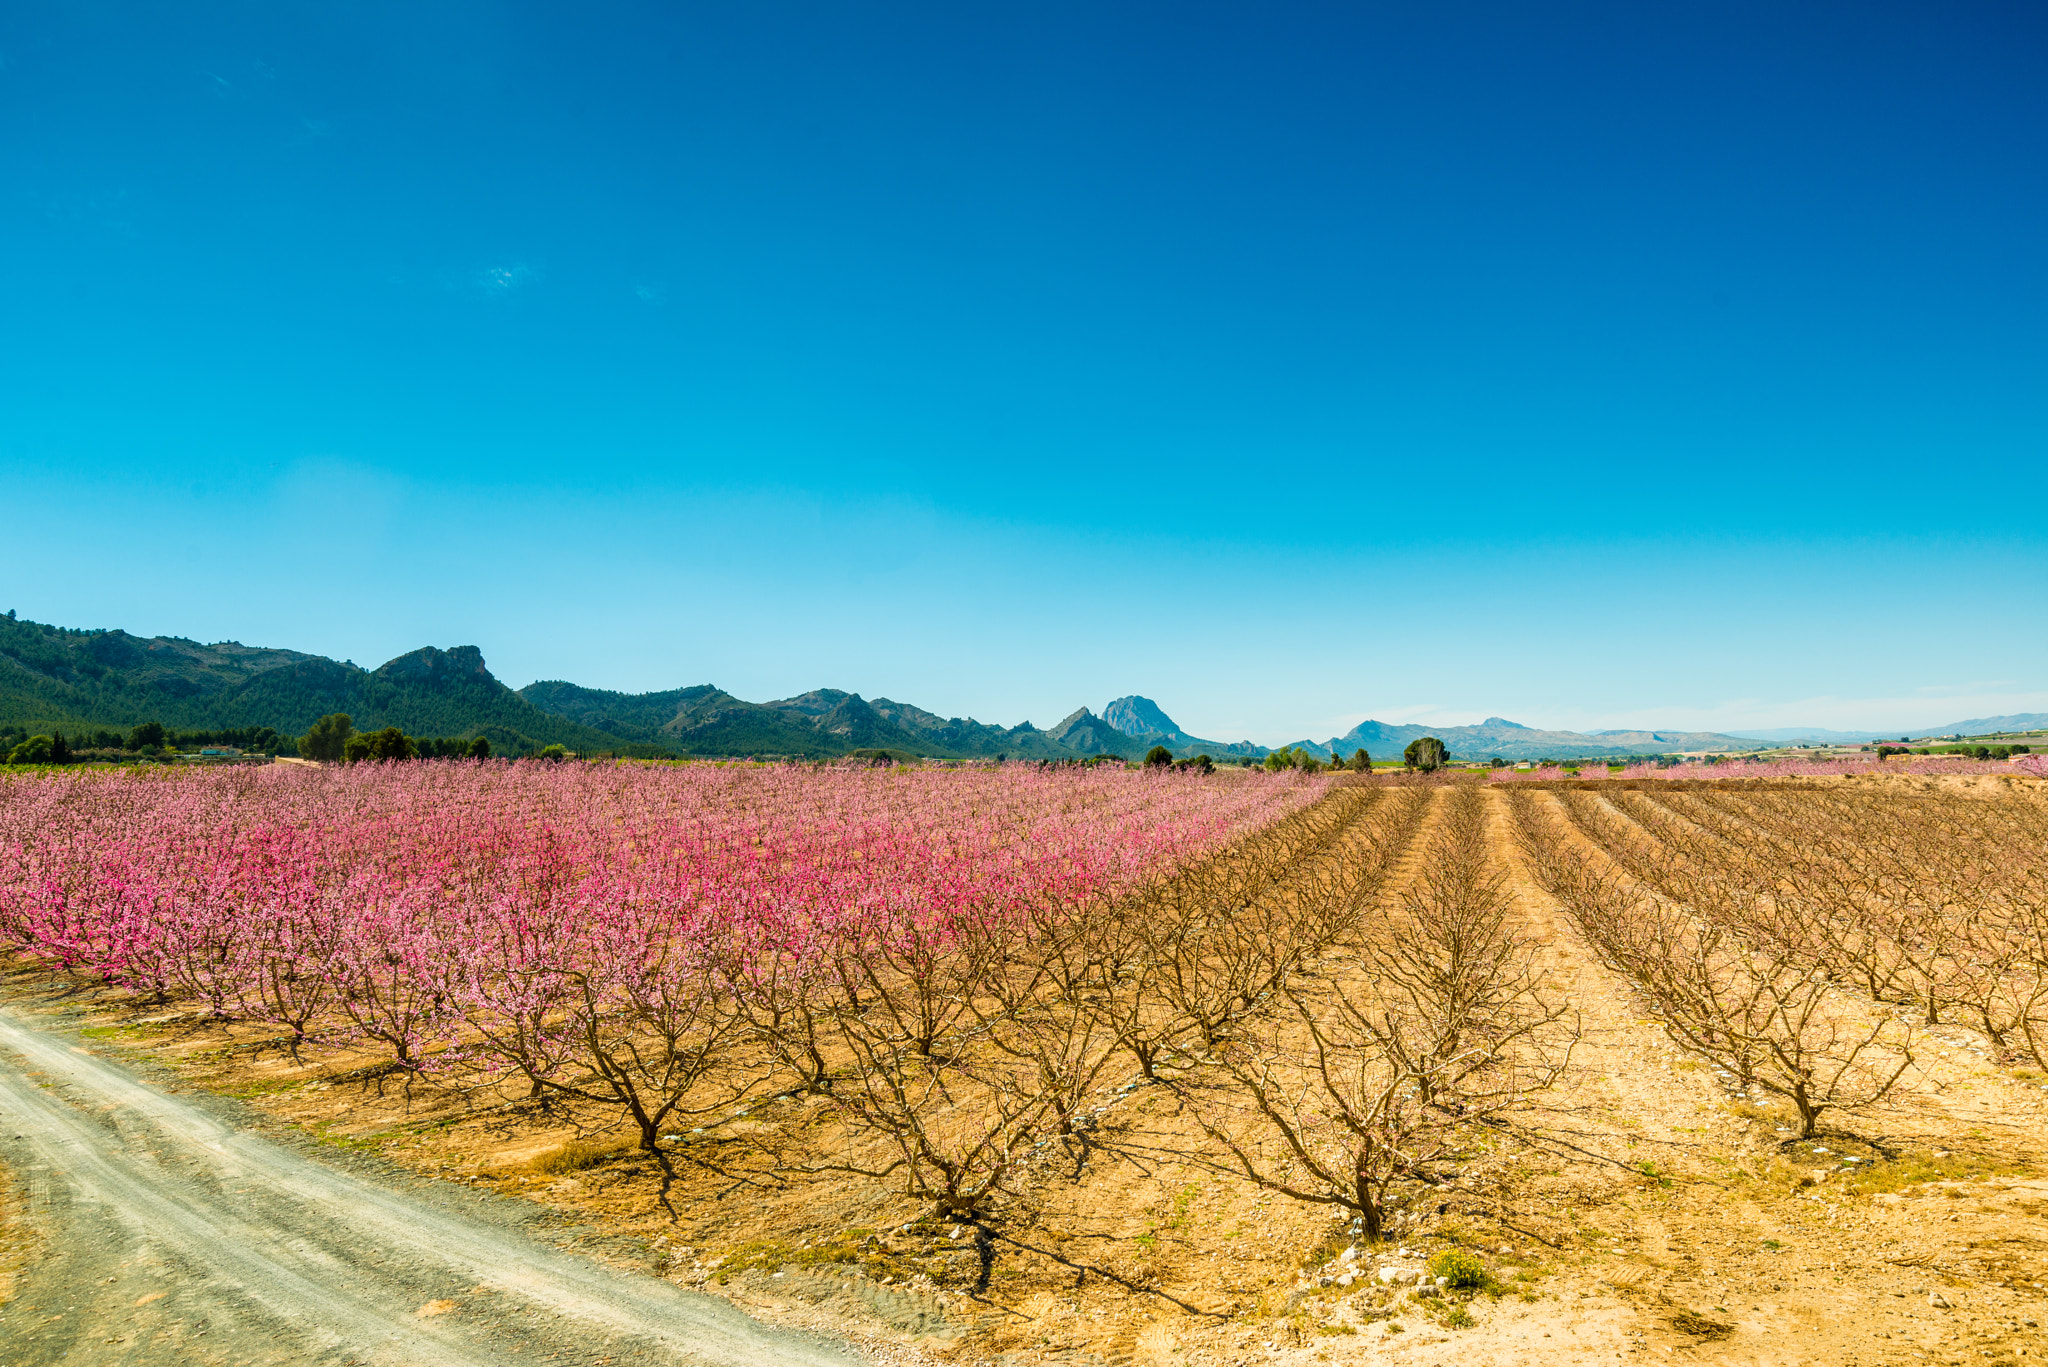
<box><xmin>1908</xmin><ymin>712</ymin><xmax>2048</xmax><ymax>737</ymax></box>
<box><xmin>0</xmin><ymin>616</ymin><xmax>615</xmax><ymax>755</ymax></box>
<box><xmin>1320</xmin><ymin>716</ymin><xmax>1764</xmax><ymax>762</ymax></box>
<box><xmin>10</xmin><ymin>611</ymin><xmax>2006</xmax><ymax>764</ymax></box>
<box><xmin>524</xmin><ymin>680</ymin><xmax>1088</xmax><ymax>760</ymax></box>
<box><xmin>1099</xmin><ymin>695</ymin><xmax>1262</xmax><ymax>759</ymax></box>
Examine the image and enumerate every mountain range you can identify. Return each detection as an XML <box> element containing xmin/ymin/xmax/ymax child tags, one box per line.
<box><xmin>1276</xmin><ymin>716</ymin><xmax>1771</xmax><ymax>764</ymax></box>
<box><xmin>0</xmin><ymin>614</ymin><xmax>1236</xmax><ymax>761</ymax></box>
<box><xmin>0</xmin><ymin>613</ymin><xmax>2032</xmax><ymax>761</ymax></box>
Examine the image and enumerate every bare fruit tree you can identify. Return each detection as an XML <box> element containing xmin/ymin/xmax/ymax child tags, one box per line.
<box><xmin>1185</xmin><ymin>787</ymin><xmax>1574</xmax><ymax>1239</ymax></box>
<box><xmin>1511</xmin><ymin>789</ymin><xmax>1912</xmax><ymax>1139</ymax></box>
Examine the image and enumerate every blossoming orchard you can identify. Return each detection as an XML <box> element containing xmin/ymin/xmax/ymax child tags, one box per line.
<box><xmin>0</xmin><ymin>761</ymin><xmax>1331</xmax><ymax>1207</ymax></box>
<box><xmin>4</xmin><ymin>756</ymin><xmax>2046</xmax><ymax>1340</ymax></box>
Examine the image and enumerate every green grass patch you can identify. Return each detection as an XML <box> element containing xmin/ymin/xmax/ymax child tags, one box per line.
<box><xmin>220</xmin><ymin>1076</ymin><xmax>311</xmax><ymax>1099</ymax></box>
<box><xmin>709</xmin><ymin>1228</ymin><xmax>909</xmax><ymax>1285</ymax></box>
<box><xmin>1840</xmin><ymin>1150</ymin><xmax>2024</xmax><ymax>1197</ymax></box>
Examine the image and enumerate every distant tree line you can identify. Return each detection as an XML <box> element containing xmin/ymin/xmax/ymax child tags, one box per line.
<box><xmin>122</xmin><ymin>722</ymin><xmax>286</xmax><ymax>753</ymax></box>
<box><xmin>1259</xmin><ymin>746</ymin><xmax>1373</xmax><ymax>774</ymax></box>
<box><xmin>1143</xmin><ymin>746</ymin><xmax>1217</xmax><ymax>774</ymax></box>
<box><xmin>299</xmin><ymin>714</ymin><xmax>491</xmax><ymax>763</ymax></box>
<box><xmin>1</xmin><ymin>720</ymin><xmax>291</xmax><ymax>764</ymax></box>
<box><xmin>1898</xmin><ymin>743</ymin><xmax>2030</xmax><ymax>760</ymax></box>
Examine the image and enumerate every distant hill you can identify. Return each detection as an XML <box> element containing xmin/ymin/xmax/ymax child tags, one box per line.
<box><xmin>0</xmin><ymin>615</ymin><xmax>627</xmax><ymax>755</ymax></box>
<box><xmin>1049</xmin><ymin>708</ymin><xmax>1146</xmax><ymax>758</ymax></box>
<box><xmin>522</xmin><ymin>680</ymin><xmax>1084</xmax><ymax>760</ymax></box>
<box><xmin>1098</xmin><ymin>695</ymin><xmax>1263</xmax><ymax>760</ymax></box>
<box><xmin>1725</xmin><ymin>714</ymin><xmax>2048</xmax><ymax>744</ymax></box>
<box><xmin>0</xmin><ymin>612</ymin><xmax>1244</xmax><ymax>763</ymax></box>
<box><xmin>1319</xmin><ymin>715</ymin><xmax>1764</xmax><ymax>762</ymax></box>
<box><xmin>517</xmin><ymin>681</ymin><xmax>843</xmax><ymax>757</ymax></box>
<box><xmin>1726</xmin><ymin>726</ymin><xmax>1895</xmax><ymax>744</ymax></box>
<box><xmin>1102</xmin><ymin>696</ymin><xmax>1180</xmax><ymax>740</ymax></box>
<box><xmin>19</xmin><ymin>609</ymin><xmax>2002</xmax><ymax>766</ymax></box>
<box><xmin>1912</xmin><ymin>712</ymin><xmax>2048</xmax><ymax>737</ymax></box>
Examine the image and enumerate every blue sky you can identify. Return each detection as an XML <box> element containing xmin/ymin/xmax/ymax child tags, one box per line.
<box><xmin>3</xmin><ymin>2</ymin><xmax>2044</xmax><ymax>743</ymax></box>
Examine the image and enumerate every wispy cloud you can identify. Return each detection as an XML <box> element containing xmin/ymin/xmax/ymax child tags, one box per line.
<box><xmin>476</xmin><ymin>262</ymin><xmax>536</xmax><ymax>294</ymax></box>
<box><xmin>1912</xmin><ymin>679</ymin><xmax>2019</xmax><ymax>696</ymax></box>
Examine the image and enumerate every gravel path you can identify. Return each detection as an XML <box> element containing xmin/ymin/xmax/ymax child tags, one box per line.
<box><xmin>0</xmin><ymin>1007</ymin><xmax>868</xmax><ymax>1367</ymax></box>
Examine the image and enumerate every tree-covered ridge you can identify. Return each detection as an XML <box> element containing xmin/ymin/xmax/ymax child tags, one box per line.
<box><xmin>521</xmin><ymin>681</ymin><xmax>1099</xmax><ymax>760</ymax></box>
<box><xmin>0</xmin><ymin>616</ymin><xmax>620</xmax><ymax>757</ymax></box>
<box><xmin>0</xmin><ymin>612</ymin><xmax>1259</xmax><ymax>763</ymax></box>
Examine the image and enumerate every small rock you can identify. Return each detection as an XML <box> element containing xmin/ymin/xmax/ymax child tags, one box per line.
<box><xmin>1435</xmin><ymin>1277</ymin><xmax>1451</xmax><ymax>1290</ymax></box>
<box><xmin>1336</xmin><ymin>1272</ymin><xmax>1356</xmax><ymax>1288</ymax></box>
<box><xmin>1929</xmin><ymin>1292</ymin><xmax>1951</xmax><ymax>1309</ymax></box>
<box><xmin>1377</xmin><ymin>1267</ymin><xmax>1403</xmax><ymax>1286</ymax></box>
<box><xmin>1875</xmin><ymin>1193</ymin><xmax>1904</xmax><ymax>1206</ymax></box>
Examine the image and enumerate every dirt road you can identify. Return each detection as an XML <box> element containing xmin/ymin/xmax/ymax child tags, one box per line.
<box><xmin>0</xmin><ymin>1008</ymin><xmax>867</xmax><ymax>1367</ymax></box>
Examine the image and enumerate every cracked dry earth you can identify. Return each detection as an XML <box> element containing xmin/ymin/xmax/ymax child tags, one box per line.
<box><xmin>0</xmin><ymin>1007</ymin><xmax>868</xmax><ymax>1367</ymax></box>
<box><xmin>6</xmin><ymin>780</ymin><xmax>2048</xmax><ymax>1367</ymax></box>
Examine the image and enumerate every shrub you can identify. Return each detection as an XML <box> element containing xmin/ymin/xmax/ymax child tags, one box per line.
<box><xmin>1426</xmin><ymin>1248</ymin><xmax>1491</xmax><ymax>1289</ymax></box>
<box><xmin>6</xmin><ymin>735</ymin><xmax>53</xmax><ymax>765</ymax></box>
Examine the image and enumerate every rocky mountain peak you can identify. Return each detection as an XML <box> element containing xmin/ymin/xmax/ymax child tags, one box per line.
<box><xmin>1102</xmin><ymin>695</ymin><xmax>1184</xmax><ymax>740</ymax></box>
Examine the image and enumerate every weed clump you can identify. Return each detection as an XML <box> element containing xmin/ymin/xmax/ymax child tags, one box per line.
<box><xmin>1668</xmin><ymin>1310</ymin><xmax>1733</xmax><ymax>1340</ymax></box>
<box><xmin>708</xmin><ymin>1229</ymin><xmax>908</xmax><ymax>1285</ymax></box>
<box><xmin>532</xmin><ymin>1136</ymin><xmax>638</xmax><ymax>1175</ymax></box>
<box><xmin>1426</xmin><ymin>1248</ymin><xmax>1491</xmax><ymax>1289</ymax></box>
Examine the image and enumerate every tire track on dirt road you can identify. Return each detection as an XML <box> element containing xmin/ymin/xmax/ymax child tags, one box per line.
<box><xmin>0</xmin><ymin>1008</ymin><xmax>869</xmax><ymax>1367</ymax></box>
